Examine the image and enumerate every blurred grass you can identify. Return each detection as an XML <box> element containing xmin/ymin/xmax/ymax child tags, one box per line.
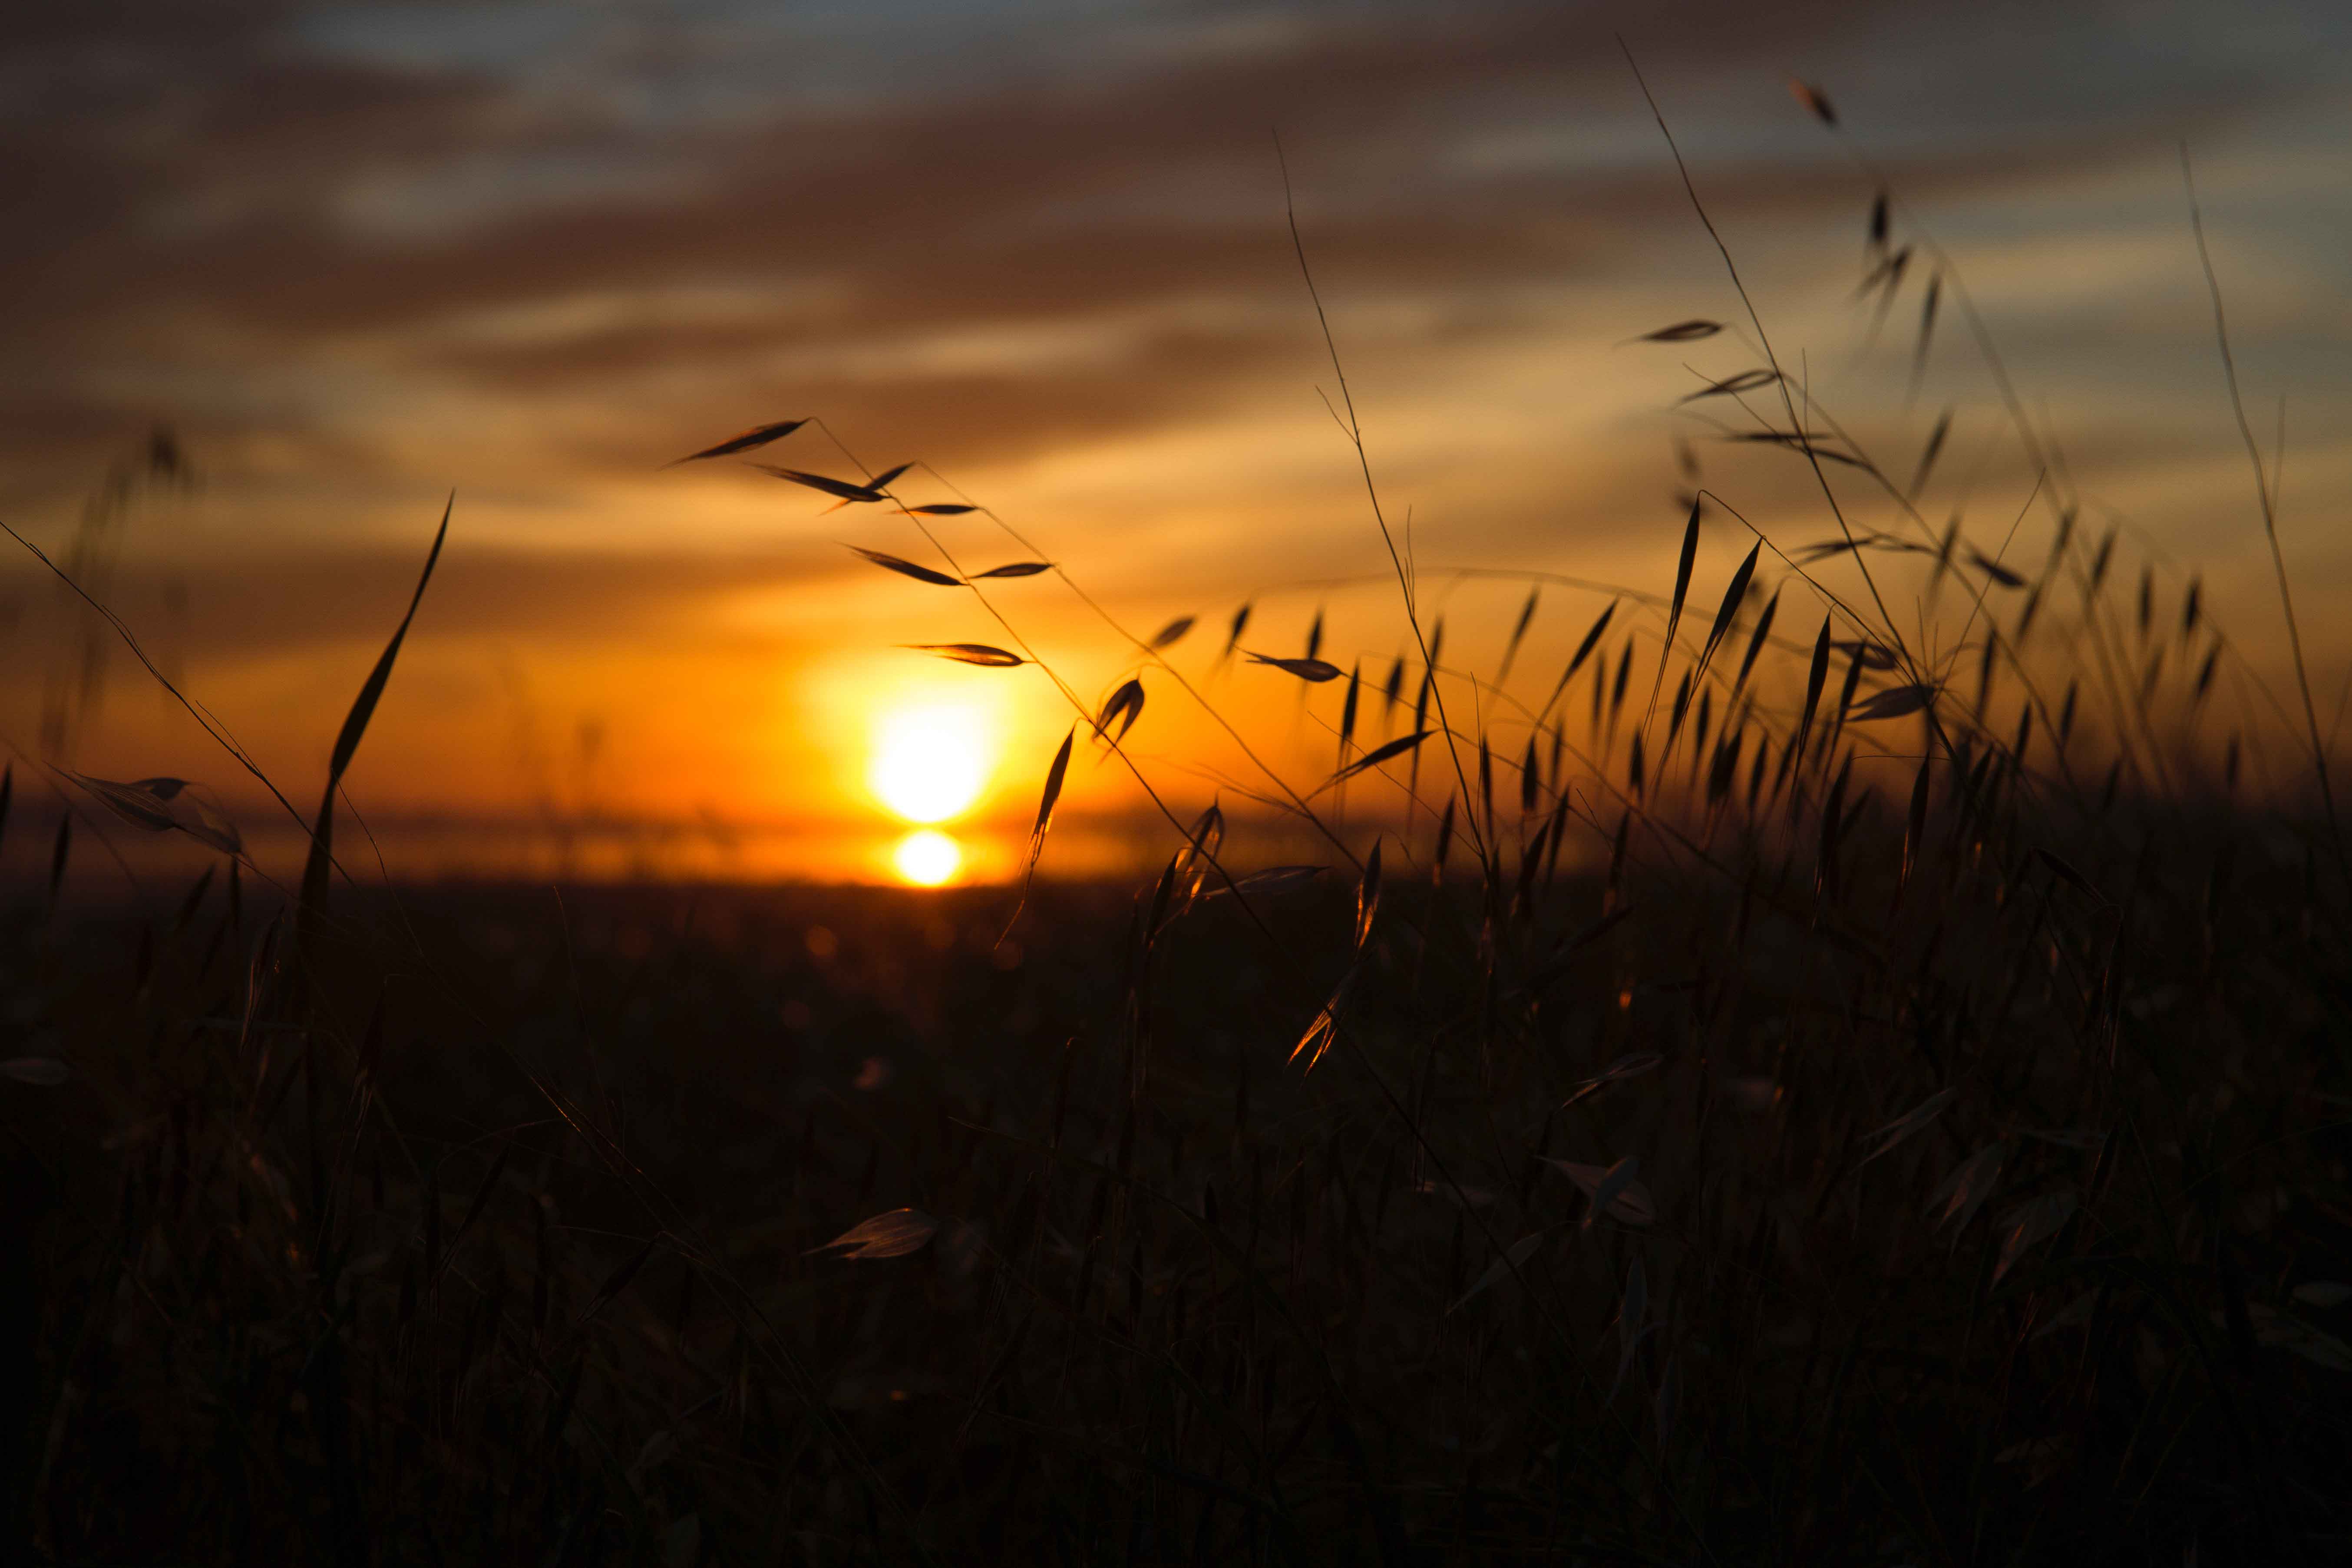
<box><xmin>10</xmin><ymin>788</ymin><xmax>2348</xmax><ymax>1564</ymax></box>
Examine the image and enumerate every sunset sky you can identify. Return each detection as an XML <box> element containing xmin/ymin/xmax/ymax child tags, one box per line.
<box><xmin>5</xmin><ymin>0</ymin><xmax>2348</xmax><ymax>883</ymax></box>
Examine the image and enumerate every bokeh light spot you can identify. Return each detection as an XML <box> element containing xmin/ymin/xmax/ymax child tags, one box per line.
<box><xmin>893</xmin><ymin>829</ymin><xmax>962</xmax><ymax>886</ymax></box>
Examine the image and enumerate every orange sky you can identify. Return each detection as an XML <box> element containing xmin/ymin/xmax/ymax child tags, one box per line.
<box><xmin>5</xmin><ymin>1</ymin><xmax>2349</xmax><ymax>885</ymax></box>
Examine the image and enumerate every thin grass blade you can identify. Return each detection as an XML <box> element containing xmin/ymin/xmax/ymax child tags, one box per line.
<box><xmin>665</xmin><ymin>419</ymin><xmax>805</xmax><ymax>465</ymax></box>
<box><xmin>848</xmin><ymin>546</ymin><xmax>961</xmax><ymax>587</ymax></box>
<box><xmin>904</xmin><ymin>644</ymin><xmax>1023</xmax><ymax>667</ymax></box>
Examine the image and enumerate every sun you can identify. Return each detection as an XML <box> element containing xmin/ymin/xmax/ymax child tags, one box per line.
<box><xmin>869</xmin><ymin>704</ymin><xmax>990</xmax><ymax>824</ymax></box>
<box><xmin>892</xmin><ymin>829</ymin><xmax>962</xmax><ymax>886</ymax></box>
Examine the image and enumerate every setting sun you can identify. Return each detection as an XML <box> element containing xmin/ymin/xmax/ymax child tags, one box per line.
<box><xmin>892</xmin><ymin>829</ymin><xmax>963</xmax><ymax>886</ymax></box>
<box><xmin>869</xmin><ymin>704</ymin><xmax>991</xmax><ymax>824</ymax></box>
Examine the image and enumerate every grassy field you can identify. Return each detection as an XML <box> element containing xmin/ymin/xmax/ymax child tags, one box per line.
<box><xmin>9</xmin><ymin>109</ymin><xmax>2352</xmax><ymax>1567</ymax></box>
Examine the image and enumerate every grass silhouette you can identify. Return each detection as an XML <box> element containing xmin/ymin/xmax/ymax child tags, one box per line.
<box><xmin>8</xmin><ymin>88</ymin><xmax>2350</xmax><ymax>1567</ymax></box>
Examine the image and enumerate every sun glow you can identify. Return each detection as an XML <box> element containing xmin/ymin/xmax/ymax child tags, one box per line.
<box><xmin>892</xmin><ymin>829</ymin><xmax>963</xmax><ymax>886</ymax></box>
<box><xmin>869</xmin><ymin>704</ymin><xmax>991</xmax><ymax>824</ymax></box>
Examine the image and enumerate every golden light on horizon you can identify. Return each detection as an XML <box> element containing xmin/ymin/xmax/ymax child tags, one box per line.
<box><xmin>869</xmin><ymin>703</ymin><xmax>991</xmax><ymax>824</ymax></box>
<box><xmin>892</xmin><ymin>829</ymin><xmax>963</xmax><ymax>886</ymax></box>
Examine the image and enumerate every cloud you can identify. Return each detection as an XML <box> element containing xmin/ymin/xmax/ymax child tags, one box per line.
<box><xmin>5</xmin><ymin>0</ymin><xmax>2309</xmax><ymax>492</ymax></box>
<box><xmin>4</xmin><ymin>0</ymin><xmax>2345</xmax><ymax>858</ymax></box>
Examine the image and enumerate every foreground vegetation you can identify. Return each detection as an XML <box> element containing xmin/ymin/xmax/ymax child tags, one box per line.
<box><xmin>10</xmin><ymin>94</ymin><xmax>2352</xmax><ymax>1566</ymax></box>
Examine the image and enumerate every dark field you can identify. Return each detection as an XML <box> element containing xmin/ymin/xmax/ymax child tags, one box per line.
<box><xmin>9</xmin><ymin>802</ymin><xmax>2352</xmax><ymax>1566</ymax></box>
